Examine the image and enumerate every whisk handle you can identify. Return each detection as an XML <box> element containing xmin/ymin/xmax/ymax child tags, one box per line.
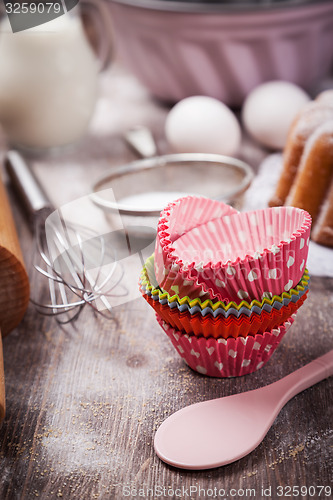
<box><xmin>5</xmin><ymin>150</ymin><xmax>54</xmax><ymax>223</ymax></box>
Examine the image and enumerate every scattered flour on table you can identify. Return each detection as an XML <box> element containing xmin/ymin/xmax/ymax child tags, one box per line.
<box><xmin>269</xmin><ymin>428</ymin><xmax>333</xmax><ymax>470</ymax></box>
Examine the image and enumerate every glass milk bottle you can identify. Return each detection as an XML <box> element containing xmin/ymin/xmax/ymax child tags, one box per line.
<box><xmin>0</xmin><ymin>4</ymin><xmax>110</xmax><ymax>150</ymax></box>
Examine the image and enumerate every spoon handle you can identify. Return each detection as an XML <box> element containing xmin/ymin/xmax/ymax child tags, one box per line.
<box><xmin>272</xmin><ymin>350</ymin><xmax>333</xmax><ymax>407</ymax></box>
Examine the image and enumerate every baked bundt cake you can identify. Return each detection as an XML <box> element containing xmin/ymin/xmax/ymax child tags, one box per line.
<box><xmin>269</xmin><ymin>90</ymin><xmax>333</xmax><ymax>247</ymax></box>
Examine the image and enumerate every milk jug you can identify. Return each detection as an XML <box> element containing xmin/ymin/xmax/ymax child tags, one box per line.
<box><xmin>0</xmin><ymin>4</ymin><xmax>109</xmax><ymax>149</ymax></box>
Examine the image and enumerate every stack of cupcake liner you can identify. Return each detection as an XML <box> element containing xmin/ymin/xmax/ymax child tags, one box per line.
<box><xmin>140</xmin><ymin>255</ymin><xmax>309</xmax><ymax>338</ymax></box>
<box><xmin>140</xmin><ymin>196</ymin><xmax>312</xmax><ymax>377</ymax></box>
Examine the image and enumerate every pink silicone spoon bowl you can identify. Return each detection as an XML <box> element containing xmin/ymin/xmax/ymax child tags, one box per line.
<box><xmin>154</xmin><ymin>350</ymin><xmax>333</xmax><ymax>470</ymax></box>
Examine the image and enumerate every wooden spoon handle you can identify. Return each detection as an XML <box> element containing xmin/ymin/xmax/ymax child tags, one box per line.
<box><xmin>0</xmin><ymin>334</ymin><xmax>5</xmax><ymax>424</ymax></box>
<box><xmin>0</xmin><ymin>172</ymin><xmax>30</xmax><ymax>425</ymax></box>
<box><xmin>0</xmin><ymin>172</ymin><xmax>30</xmax><ymax>336</ymax></box>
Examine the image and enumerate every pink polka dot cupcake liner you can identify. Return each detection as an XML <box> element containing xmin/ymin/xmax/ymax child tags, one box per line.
<box><xmin>155</xmin><ymin>196</ymin><xmax>237</xmax><ymax>302</ymax></box>
<box><xmin>157</xmin><ymin>314</ymin><xmax>295</xmax><ymax>377</ymax></box>
<box><xmin>155</xmin><ymin>196</ymin><xmax>311</xmax><ymax>304</ymax></box>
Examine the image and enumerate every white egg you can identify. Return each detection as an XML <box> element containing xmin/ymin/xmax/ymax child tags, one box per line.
<box><xmin>242</xmin><ymin>81</ymin><xmax>311</xmax><ymax>150</ymax></box>
<box><xmin>165</xmin><ymin>96</ymin><xmax>241</xmax><ymax>156</ymax></box>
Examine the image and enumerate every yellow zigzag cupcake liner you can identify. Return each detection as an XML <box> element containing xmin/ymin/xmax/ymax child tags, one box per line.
<box><xmin>141</xmin><ymin>254</ymin><xmax>310</xmax><ymax>312</ymax></box>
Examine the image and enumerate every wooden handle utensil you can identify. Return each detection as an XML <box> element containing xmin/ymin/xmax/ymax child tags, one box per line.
<box><xmin>0</xmin><ymin>172</ymin><xmax>30</xmax><ymax>424</ymax></box>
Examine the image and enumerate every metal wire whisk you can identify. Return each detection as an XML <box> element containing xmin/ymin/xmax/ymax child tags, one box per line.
<box><xmin>5</xmin><ymin>151</ymin><xmax>127</xmax><ymax>324</ymax></box>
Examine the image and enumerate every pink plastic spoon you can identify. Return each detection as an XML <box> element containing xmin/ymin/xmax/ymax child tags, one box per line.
<box><xmin>154</xmin><ymin>350</ymin><xmax>333</xmax><ymax>470</ymax></box>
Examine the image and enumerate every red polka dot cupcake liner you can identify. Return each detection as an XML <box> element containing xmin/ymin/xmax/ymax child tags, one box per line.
<box><xmin>157</xmin><ymin>314</ymin><xmax>295</xmax><ymax>377</ymax></box>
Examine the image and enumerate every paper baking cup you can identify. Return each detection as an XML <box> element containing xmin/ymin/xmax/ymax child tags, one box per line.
<box><xmin>155</xmin><ymin>196</ymin><xmax>311</xmax><ymax>303</ymax></box>
<box><xmin>157</xmin><ymin>314</ymin><xmax>295</xmax><ymax>377</ymax></box>
<box><xmin>155</xmin><ymin>196</ymin><xmax>238</xmax><ymax>301</ymax></box>
<box><xmin>141</xmin><ymin>278</ymin><xmax>309</xmax><ymax>319</ymax></box>
<box><xmin>141</xmin><ymin>284</ymin><xmax>307</xmax><ymax>339</ymax></box>
<box><xmin>141</xmin><ymin>254</ymin><xmax>310</xmax><ymax>317</ymax></box>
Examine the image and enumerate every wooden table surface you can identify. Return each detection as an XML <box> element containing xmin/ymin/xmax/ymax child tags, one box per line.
<box><xmin>0</xmin><ymin>63</ymin><xmax>332</xmax><ymax>500</ymax></box>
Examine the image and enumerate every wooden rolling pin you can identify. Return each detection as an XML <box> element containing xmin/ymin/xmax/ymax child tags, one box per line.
<box><xmin>0</xmin><ymin>172</ymin><xmax>30</xmax><ymax>424</ymax></box>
